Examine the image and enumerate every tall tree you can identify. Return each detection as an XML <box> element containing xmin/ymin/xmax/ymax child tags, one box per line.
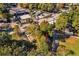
<box><xmin>40</xmin><ymin>20</ymin><xmax>53</xmax><ymax>37</ymax></box>
<box><xmin>55</xmin><ymin>14</ymin><xmax>68</xmax><ymax>31</ymax></box>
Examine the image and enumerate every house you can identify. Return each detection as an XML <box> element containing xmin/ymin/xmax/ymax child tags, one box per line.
<box><xmin>9</xmin><ymin>7</ymin><xmax>31</xmax><ymax>23</ymax></box>
<box><xmin>20</xmin><ymin>14</ymin><xmax>32</xmax><ymax>24</ymax></box>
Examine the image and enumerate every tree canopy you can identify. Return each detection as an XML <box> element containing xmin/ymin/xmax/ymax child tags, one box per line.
<box><xmin>55</xmin><ymin>13</ymin><xmax>68</xmax><ymax>30</ymax></box>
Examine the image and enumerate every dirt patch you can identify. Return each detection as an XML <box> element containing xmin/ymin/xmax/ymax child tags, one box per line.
<box><xmin>65</xmin><ymin>36</ymin><xmax>77</xmax><ymax>45</ymax></box>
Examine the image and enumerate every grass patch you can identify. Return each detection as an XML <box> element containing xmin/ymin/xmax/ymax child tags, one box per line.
<box><xmin>65</xmin><ymin>37</ymin><xmax>79</xmax><ymax>56</ymax></box>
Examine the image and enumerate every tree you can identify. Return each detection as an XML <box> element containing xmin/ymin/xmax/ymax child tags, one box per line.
<box><xmin>40</xmin><ymin>20</ymin><xmax>53</xmax><ymax>36</ymax></box>
<box><xmin>0</xmin><ymin>3</ymin><xmax>13</xmax><ymax>22</ymax></box>
<box><xmin>72</xmin><ymin>15</ymin><xmax>79</xmax><ymax>34</ymax></box>
<box><xmin>26</xmin><ymin>22</ymin><xmax>53</xmax><ymax>55</ymax></box>
<box><xmin>0</xmin><ymin>32</ymin><xmax>11</xmax><ymax>44</ymax></box>
<box><xmin>56</xmin><ymin>3</ymin><xmax>65</xmax><ymax>9</ymax></box>
<box><xmin>29</xmin><ymin>4</ymin><xmax>34</xmax><ymax>10</ymax></box>
<box><xmin>55</xmin><ymin>14</ymin><xmax>68</xmax><ymax>31</ymax></box>
<box><xmin>26</xmin><ymin>23</ymin><xmax>37</xmax><ymax>35</ymax></box>
<box><xmin>70</xmin><ymin>4</ymin><xmax>79</xmax><ymax>12</ymax></box>
<box><xmin>11</xmin><ymin>24</ymin><xmax>21</xmax><ymax>40</ymax></box>
<box><xmin>27</xmin><ymin>35</ymin><xmax>50</xmax><ymax>56</ymax></box>
<box><xmin>2</xmin><ymin>13</ymin><xmax>13</xmax><ymax>22</ymax></box>
<box><xmin>0</xmin><ymin>32</ymin><xmax>35</xmax><ymax>56</ymax></box>
<box><xmin>37</xmin><ymin>4</ymin><xmax>54</xmax><ymax>12</ymax></box>
<box><xmin>47</xmin><ymin>4</ymin><xmax>54</xmax><ymax>12</ymax></box>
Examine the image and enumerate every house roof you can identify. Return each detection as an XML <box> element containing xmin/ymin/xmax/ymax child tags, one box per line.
<box><xmin>20</xmin><ymin>14</ymin><xmax>31</xmax><ymax>19</ymax></box>
<box><xmin>10</xmin><ymin>7</ymin><xmax>30</xmax><ymax>15</ymax></box>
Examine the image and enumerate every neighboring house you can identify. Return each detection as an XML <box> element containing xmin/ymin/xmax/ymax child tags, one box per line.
<box><xmin>35</xmin><ymin>11</ymin><xmax>51</xmax><ymax>19</ymax></box>
<box><xmin>36</xmin><ymin>13</ymin><xmax>60</xmax><ymax>25</ymax></box>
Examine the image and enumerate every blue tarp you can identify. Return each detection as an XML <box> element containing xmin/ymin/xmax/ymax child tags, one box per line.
<box><xmin>52</xmin><ymin>31</ymin><xmax>59</xmax><ymax>52</ymax></box>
